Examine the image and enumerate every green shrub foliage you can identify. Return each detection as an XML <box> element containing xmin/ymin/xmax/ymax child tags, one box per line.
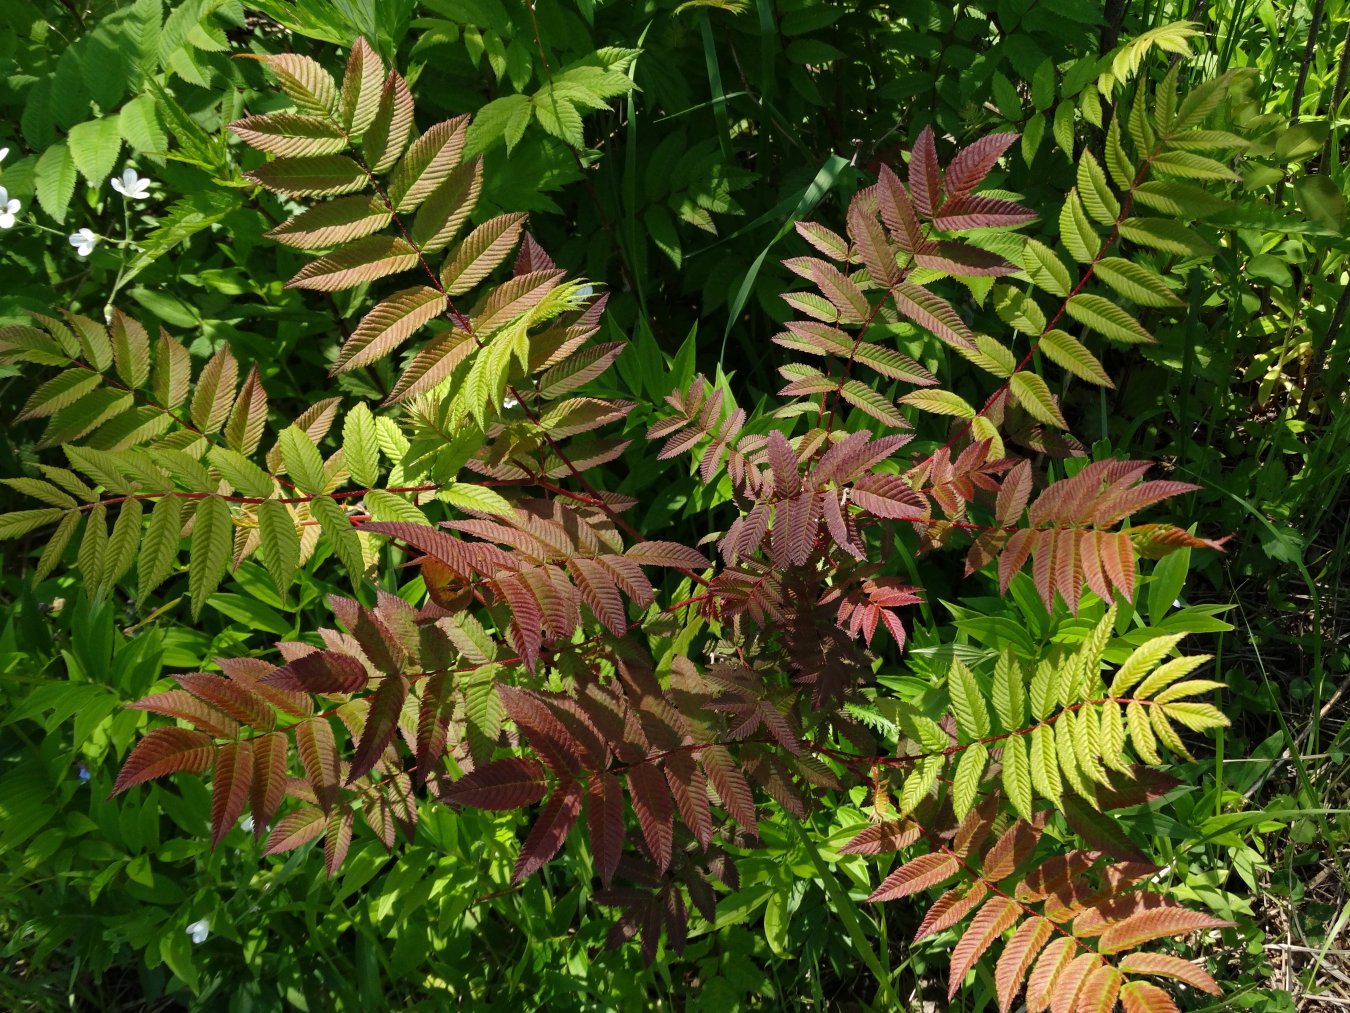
<box><xmin>2</xmin><ymin>31</ymin><xmax>1271</xmax><ymax>1013</ymax></box>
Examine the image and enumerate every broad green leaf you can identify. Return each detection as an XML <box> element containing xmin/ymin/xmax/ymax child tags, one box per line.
<box><xmin>257</xmin><ymin>499</ymin><xmax>301</xmax><ymax>602</ymax></box>
<box><xmin>342</xmin><ymin>403</ymin><xmax>380</xmax><ymax>488</ymax></box>
<box><xmin>1093</xmin><ymin>258</ymin><xmax>1184</xmax><ymax>308</ymax></box>
<box><xmin>1001</xmin><ymin>735</ymin><xmax>1033</xmax><ymax>820</ymax></box>
<box><xmin>68</xmin><ymin>117</ymin><xmax>123</xmax><ymax>189</ymax></box>
<box><xmin>119</xmin><ymin>95</ymin><xmax>168</xmax><ymax>154</ymax></box>
<box><xmin>1117</xmin><ymin>218</ymin><xmax>1216</xmax><ymax>256</ymax></box>
<box><xmin>77</xmin><ymin>502</ymin><xmax>108</xmax><ymax>587</ymax></box>
<box><xmin>138</xmin><ymin>495</ymin><xmax>183</xmax><ymax>601</ymax></box>
<box><xmin>952</xmin><ymin>742</ymin><xmax>988</xmax><ymax>820</ymax></box>
<box><xmin>102</xmin><ymin>498</ymin><xmax>143</xmax><ymax>592</ymax></box>
<box><xmin>310</xmin><ymin>495</ymin><xmax>366</xmax><ymax>589</ymax></box>
<box><xmin>208</xmin><ymin>447</ymin><xmax>275</xmax><ymax>498</ymax></box>
<box><xmin>948</xmin><ymin>659</ymin><xmax>990</xmax><ymax>739</ymax></box>
<box><xmin>1039</xmin><ymin>329</ymin><xmax>1113</xmax><ymax>387</ymax></box>
<box><xmin>992</xmin><ymin>649</ymin><xmax>1027</xmax><ymax>730</ymax></box>
<box><xmin>440</xmin><ymin>482</ymin><xmax>517</xmax><ymax>518</ymax></box>
<box><xmin>277</xmin><ymin>426</ymin><xmax>327</xmax><ymax>494</ymax></box>
<box><xmin>1065</xmin><ymin>293</ymin><xmax>1154</xmax><ymax>344</ymax></box>
<box><xmin>897</xmin><ymin>389</ymin><xmax>976</xmax><ymax>419</ymax></box>
<box><xmin>34</xmin><ymin>143</ymin><xmax>77</xmax><ymax>223</ymax></box>
<box><xmin>1076</xmin><ymin>150</ymin><xmax>1119</xmax><ymax>225</ymax></box>
<box><xmin>1009</xmin><ymin>371</ymin><xmax>1067</xmax><ymax>429</ymax></box>
<box><xmin>0</xmin><ymin>508</ymin><xmax>65</xmax><ymax>541</ymax></box>
<box><xmin>1021</xmin><ymin>238</ymin><xmax>1073</xmax><ymax>297</ymax></box>
<box><xmin>1058</xmin><ymin>190</ymin><xmax>1099</xmax><ymax>263</ymax></box>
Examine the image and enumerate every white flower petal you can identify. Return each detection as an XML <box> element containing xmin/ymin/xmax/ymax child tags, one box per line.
<box><xmin>111</xmin><ymin>179</ymin><xmax>127</xmax><ymax>196</ymax></box>
<box><xmin>0</xmin><ymin>187</ymin><xmax>8</xmax><ymax>204</ymax></box>
<box><xmin>69</xmin><ymin>228</ymin><xmax>98</xmax><ymax>257</ymax></box>
<box><xmin>186</xmin><ymin>918</ymin><xmax>210</xmax><ymax>944</ymax></box>
<box><xmin>0</xmin><ymin>212</ymin><xmax>14</xmax><ymax>230</ymax></box>
<box><xmin>0</xmin><ymin>147</ymin><xmax>8</xmax><ymax>163</ymax></box>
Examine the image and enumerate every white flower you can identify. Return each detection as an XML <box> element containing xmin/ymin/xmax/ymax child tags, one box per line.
<box><xmin>576</xmin><ymin>284</ymin><xmax>594</xmax><ymax>298</ymax></box>
<box><xmin>0</xmin><ymin>187</ymin><xmax>18</xmax><ymax>230</ymax></box>
<box><xmin>186</xmin><ymin>918</ymin><xmax>210</xmax><ymax>944</ymax></box>
<box><xmin>502</xmin><ymin>395</ymin><xmax>519</xmax><ymax>409</ymax></box>
<box><xmin>1173</xmin><ymin>598</ymin><xmax>1182</xmax><ymax>609</ymax></box>
<box><xmin>110</xmin><ymin>166</ymin><xmax>152</xmax><ymax>201</ymax></box>
<box><xmin>69</xmin><ymin>228</ymin><xmax>98</xmax><ymax>257</ymax></box>
<box><xmin>0</xmin><ymin>147</ymin><xmax>9</xmax><ymax>163</ymax></box>
<box><xmin>241</xmin><ymin>815</ymin><xmax>255</xmax><ymax>833</ymax></box>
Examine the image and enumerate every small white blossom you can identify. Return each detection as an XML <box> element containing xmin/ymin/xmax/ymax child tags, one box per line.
<box><xmin>241</xmin><ymin>815</ymin><xmax>255</xmax><ymax>833</ymax></box>
<box><xmin>69</xmin><ymin>228</ymin><xmax>98</xmax><ymax>257</ymax></box>
<box><xmin>576</xmin><ymin>284</ymin><xmax>594</xmax><ymax>298</ymax></box>
<box><xmin>1173</xmin><ymin>598</ymin><xmax>1182</xmax><ymax>609</ymax></box>
<box><xmin>0</xmin><ymin>187</ymin><xmax>18</xmax><ymax>229</ymax></box>
<box><xmin>0</xmin><ymin>147</ymin><xmax>9</xmax><ymax>163</ymax></box>
<box><xmin>110</xmin><ymin>166</ymin><xmax>152</xmax><ymax>201</ymax></box>
<box><xmin>502</xmin><ymin>395</ymin><xmax>519</xmax><ymax>409</ymax></box>
<box><xmin>186</xmin><ymin>918</ymin><xmax>210</xmax><ymax>944</ymax></box>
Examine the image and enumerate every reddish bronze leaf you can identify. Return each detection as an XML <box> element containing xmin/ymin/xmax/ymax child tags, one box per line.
<box><xmin>948</xmin><ymin>895</ymin><xmax>1021</xmax><ymax>999</ymax></box>
<box><xmin>265</xmin><ymin>806</ymin><xmax>326</xmax><ymax>854</ymax></box>
<box><xmin>211</xmin><ymin>740</ymin><xmax>254</xmax><ymax>848</ymax></box>
<box><xmin>348</xmin><ymin>674</ymin><xmax>407</xmax><ymax>782</ymax></box>
<box><xmin>588</xmin><ymin>772</ymin><xmax>625</xmax><ymax>887</ymax></box>
<box><xmin>250</xmin><ymin>731</ymin><xmax>289</xmax><ymax>841</ymax></box>
<box><xmin>995</xmin><ymin>915</ymin><xmax>1054</xmax><ymax>1013</ymax></box>
<box><xmin>113</xmin><ymin>727</ymin><xmax>215</xmax><ymax>795</ymax></box>
<box><xmin>512</xmin><ymin>780</ymin><xmax>584</xmax><ymax>883</ymax></box>
<box><xmin>265</xmin><ymin>650</ymin><xmax>369</xmax><ymax>694</ymax></box>
<box><xmin>626</xmin><ymin>761</ymin><xmax>674</xmax><ymax>872</ymax></box>
<box><xmin>446</xmin><ymin>756</ymin><xmax>549</xmax><ymax>809</ymax></box>
<box><xmin>867</xmin><ymin>851</ymin><xmax>959</xmax><ymax>903</ymax></box>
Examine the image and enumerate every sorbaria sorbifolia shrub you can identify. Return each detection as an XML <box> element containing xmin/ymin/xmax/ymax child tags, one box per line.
<box><xmin>1</xmin><ymin>38</ymin><xmax>1255</xmax><ymax>1011</ymax></box>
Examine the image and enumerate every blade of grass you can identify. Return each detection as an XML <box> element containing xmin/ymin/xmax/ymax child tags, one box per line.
<box><xmin>719</xmin><ymin>152</ymin><xmax>849</xmax><ymax>366</ymax></box>
<box><xmin>790</xmin><ymin>815</ymin><xmax>903</xmax><ymax>1011</ymax></box>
